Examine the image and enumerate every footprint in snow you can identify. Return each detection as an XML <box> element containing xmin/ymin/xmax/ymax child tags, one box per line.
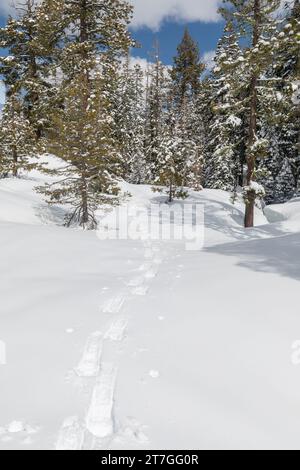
<box><xmin>65</xmin><ymin>328</ymin><xmax>75</xmax><ymax>334</ymax></box>
<box><xmin>126</xmin><ymin>277</ymin><xmax>144</xmax><ymax>287</ymax></box>
<box><xmin>104</xmin><ymin>318</ymin><xmax>128</xmax><ymax>342</ymax></box>
<box><xmin>102</xmin><ymin>294</ymin><xmax>126</xmax><ymax>314</ymax></box>
<box><xmin>149</xmin><ymin>370</ymin><xmax>160</xmax><ymax>379</ymax></box>
<box><xmin>0</xmin><ymin>422</ymin><xmax>40</xmax><ymax>444</ymax></box>
<box><xmin>118</xmin><ymin>417</ymin><xmax>149</xmax><ymax>445</ymax></box>
<box><xmin>131</xmin><ymin>285</ymin><xmax>149</xmax><ymax>296</ymax></box>
<box><xmin>144</xmin><ymin>268</ymin><xmax>158</xmax><ymax>280</ymax></box>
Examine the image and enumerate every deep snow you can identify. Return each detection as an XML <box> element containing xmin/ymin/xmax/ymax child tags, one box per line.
<box><xmin>1</xmin><ymin>158</ymin><xmax>300</xmax><ymax>450</ymax></box>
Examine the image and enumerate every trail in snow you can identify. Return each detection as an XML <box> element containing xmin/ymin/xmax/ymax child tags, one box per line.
<box><xmin>85</xmin><ymin>363</ymin><xmax>118</xmax><ymax>439</ymax></box>
<box><xmin>102</xmin><ymin>294</ymin><xmax>126</xmax><ymax>314</ymax></box>
<box><xmin>55</xmin><ymin>235</ymin><xmax>163</xmax><ymax>449</ymax></box>
<box><xmin>56</xmin><ymin>416</ymin><xmax>85</xmax><ymax>451</ymax></box>
<box><xmin>126</xmin><ymin>276</ymin><xmax>145</xmax><ymax>287</ymax></box>
<box><xmin>75</xmin><ymin>331</ymin><xmax>103</xmax><ymax>378</ymax></box>
<box><xmin>104</xmin><ymin>318</ymin><xmax>129</xmax><ymax>342</ymax></box>
<box><xmin>144</xmin><ymin>266</ymin><xmax>158</xmax><ymax>279</ymax></box>
<box><xmin>131</xmin><ymin>285</ymin><xmax>149</xmax><ymax>296</ymax></box>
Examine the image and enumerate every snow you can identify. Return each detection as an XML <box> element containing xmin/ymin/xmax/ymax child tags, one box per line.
<box><xmin>1</xmin><ymin>158</ymin><xmax>300</xmax><ymax>449</ymax></box>
<box><xmin>227</xmin><ymin>115</ymin><xmax>242</xmax><ymax>127</ymax></box>
<box><xmin>243</xmin><ymin>181</ymin><xmax>266</xmax><ymax>197</ymax></box>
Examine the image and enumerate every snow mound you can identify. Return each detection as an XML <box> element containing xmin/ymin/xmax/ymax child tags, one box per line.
<box><xmin>0</xmin><ymin>154</ymin><xmax>66</xmax><ymax>226</ymax></box>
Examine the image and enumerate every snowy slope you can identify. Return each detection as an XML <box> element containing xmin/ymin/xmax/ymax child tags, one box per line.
<box><xmin>1</xmin><ymin>162</ymin><xmax>300</xmax><ymax>450</ymax></box>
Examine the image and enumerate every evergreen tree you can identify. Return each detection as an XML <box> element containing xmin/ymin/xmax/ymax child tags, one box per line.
<box><xmin>153</xmin><ymin>131</ymin><xmax>195</xmax><ymax>203</ymax></box>
<box><xmin>170</xmin><ymin>28</ymin><xmax>205</xmax><ymax>107</ymax></box>
<box><xmin>274</xmin><ymin>157</ymin><xmax>295</xmax><ymax>202</ymax></box>
<box><xmin>276</xmin><ymin>0</ymin><xmax>300</xmax><ymax>193</ymax></box>
<box><xmin>152</xmin><ymin>97</ymin><xmax>198</xmax><ymax>202</ymax></box>
<box><xmin>145</xmin><ymin>45</ymin><xmax>169</xmax><ymax>182</ymax></box>
<box><xmin>0</xmin><ymin>0</ymin><xmax>65</xmax><ymax>138</ymax></box>
<box><xmin>38</xmin><ymin>0</ymin><xmax>133</xmax><ymax>228</ymax></box>
<box><xmin>205</xmin><ymin>22</ymin><xmax>243</xmax><ymax>192</ymax></box>
<box><xmin>255</xmin><ymin>0</ymin><xmax>300</xmax><ymax>202</ymax></box>
<box><xmin>220</xmin><ymin>0</ymin><xmax>282</xmax><ymax>227</ymax></box>
<box><xmin>111</xmin><ymin>59</ymin><xmax>147</xmax><ymax>183</ymax></box>
<box><xmin>0</xmin><ymin>95</ymin><xmax>39</xmax><ymax>178</ymax></box>
<box><xmin>170</xmin><ymin>29</ymin><xmax>205</xmax><ymax>190</ymax></box>
<box><xmin>38</xmin><ymin>72</ymin><xmax>121</xmax><ymax>228</ymax></box>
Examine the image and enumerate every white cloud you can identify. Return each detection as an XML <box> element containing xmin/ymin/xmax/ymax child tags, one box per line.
<box><xmin>1</xmin><ymin>0</ymin><xmax>296</xmax><ymax>31</ymax></box>
<box><xmin>0</xmin><ymin>0</ymin><xmax>222</xmax><ymax>30</ymax></box>
<box><xmin>128</xmin><ymin>55</ymin><xmax>150</xmax><ymax>72</ymax></box>
<box><xmin>131</xmin><ymin>0</ymin><xmax>221</xmax><ymax>30</ymax></box>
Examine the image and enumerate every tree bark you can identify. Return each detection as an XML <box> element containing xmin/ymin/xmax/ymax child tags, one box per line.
<box><xmin>169</xmin><ymin>180</ymin><xmax>173</xmax><ymax>203</ymax></box>
<box><xmin>12</xmin><ymin>146</ymin><xmax>18</xmax><ymax>177</ymax></box>
<box><xmin>80</xmin><ymin>175</ymin><xmax>89</xmax><ymax>227</ymax></box>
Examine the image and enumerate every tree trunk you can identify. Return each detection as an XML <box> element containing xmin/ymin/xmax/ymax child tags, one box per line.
<box><xmin>244</xmin><ymin>191</ymin><xmax>256</xmax><ymax>228</ymax></box>
<box><xmin>244</xmin><ymin>0</ymin><xmax>260</xmax><ymax>228</ymax></box>
<box><xmin>12</xmin><ymin>146</ymin><xmax>18</xmax><ymax>178</ymax></box>
<box><xmin>169</xmin><ymin>180</ymin><xmax>173</xmax><ymax>203</ymax></box>
<box><xmin>80</xmin><ymin>174</ymin><xmax>89</xmax><ymax>227</ymax></box>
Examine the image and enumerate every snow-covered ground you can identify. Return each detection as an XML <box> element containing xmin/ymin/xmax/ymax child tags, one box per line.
<box><xmin>1</xmin><ymin>157</ymin><xmax>300</xmax><ymax>450</ymax></box>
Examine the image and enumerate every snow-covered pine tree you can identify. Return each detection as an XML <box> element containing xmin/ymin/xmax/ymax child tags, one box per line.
<box><xmin>128</xmin><ymin>64</ymin><xmax>148</xmax><ymax>184</ymax></box>
<box><xmin>144</xmin><ymin>44</ymin><xmax>170</xmax><ymax>183</ymax></box>
<box><xmin>204</xmin><ymin>21</ymin><xmax>243</xmax><ymax>192</ymax></box>
<box><xmin>0</xmin><ymin>95</ymin><xmax>39</xmax><ymax>178</ymax></box>
<box><xmin>169</xmin><ymin>29</ymin><xmax>205</xmax><ymax>190</ymax></box>
<box><xmin>220</xmin><ymin>0</ymin><xmax>282</xmax><ymax>227</ymax></box>
<box><xmin>255</xmin><ymin>79</ymin><xmax>296</xmax><ymax>203</ymax></box>
<box><xmin>0</xmin><ymin>0</ymin><xmax>65</xmax><ymax>139</ymax></box>
<box><xmin>38</xmin><ymin>72</ymin><xmax>120</xmax><ymax>228</ymax></box>
<box><xmin>181</xmin><ymin>98</ymin><xmax>205</xmax><ymax>191</ymax></box>
<box><xmin>153</xmin><ymin>133</ymin><xmax>194</xmax><ymax>203</ymax></box>
<box><xmin>152</xmin><ymin>98</ymin><xmax>197</xmax><ymax>203</ymax></box>
<box><xmin>195</xmin><ymin>77</ymin><xmax>215</xmax><ymax>186</ymax></box>
<box><xmin>170</xmin><ymin>28</ymin><xmax>205</xmax><ymax>108</ymax></box>
<box><xmin>252</xmin><ymin>0</ymin><xmax>300</xmax><ymax>203</ymax></box>
<box><xmin>111</xmin><ymin>58</ymin><xmax>147</xmax><ymax>183</ymax></box>
<box><xmin>274</xmin><ymin>157</ymin><xmax>296</xmax><ymax>202</ymax></box>
<box><xmin>38</xmin><ymin>0</ymin><xmax>134</xmax><ymax>228</ymax></box>
<box><xmin>274</xmin><ymin>0</ymin><xmax>300</xmax><ymax>195</ymax></box>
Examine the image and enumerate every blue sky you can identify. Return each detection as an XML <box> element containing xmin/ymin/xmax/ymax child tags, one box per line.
<box><xmin>131</xmin><ymin>20</ymin><xmax>224</xmax><ymax>65</ymax></box>
<box><xmin>0</xmin><ymin>0</ymin><xmax>225</xmax><ymax>103</ymax></box>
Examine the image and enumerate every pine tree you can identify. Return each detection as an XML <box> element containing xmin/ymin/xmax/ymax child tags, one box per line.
<box><xmin>111</xmin><ymin>59</ymin><xmax>147</xmax><ymax>183</ymax></box>
<box><xmin>128</xmin><ymin>64</ymin><xmax>148</xmax><ymax>184</ymax></box>
<box><xmin>145</xmin><ymin>44</ymin><xmax>169</xmax><ymax>182</ymax></box>
<box><xmin>255</xmin><ymin>0</ymin><xmax>300</xmax><ymax>202</ymax></box>
<box><xmin>276</xmin><ymin>0</ymin><xmax>300</xmax><ymax>194</ymax></box>
<box><xmin>152</xmin><ymin>101</ymin><xmax>197</xmax><ymax>203</ymax></box>
<box><xmin>169</xmin><ymin>29</ymin><xmax>205</xmax><ymax>190</ymax></box>
<box><xmin>153</xmin><ymin>132</ymin><xmax>194</xmax><ymax>203</ymax></box>
<box><xmin>0</xmin><ymin>0</ymin><xmax>65</xmax><ymax>138</ymax></box>
<box><xmin>170</xmin><ymin>28</ymin><xmax>205</xmax><ymax>107</ymax></box>
<box><xmin>38</xmin><ymin>0</ymin><xmax>134</xmax><ymax>228</ymax></box>
<box><xmin>0</xmin><ymin>95</ymin><xmax>39</xmax><ymax>178</ymax></box>
<box><xmin>220</xmin><ymin>0</ymin><xmax>282</xmax><ymax>227</ymax></box>
<box><xmin>274</xmin><ymin>158</ymin><xmax>295</xmax><ymax>202</ymax></box>
<box><xmin>176</xmin><ymin>96</ymin><xmax>204</xmax><ymax>191</ymax></box>
<box><xmin>38</xmin><ymin>72</ymin><xmax>121</xmax><ymax>228</ymax></box>
<box><xmin>205</xmin><ymin>22</ymin><xmax>243</xmax><ymax>192</ymax></box>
